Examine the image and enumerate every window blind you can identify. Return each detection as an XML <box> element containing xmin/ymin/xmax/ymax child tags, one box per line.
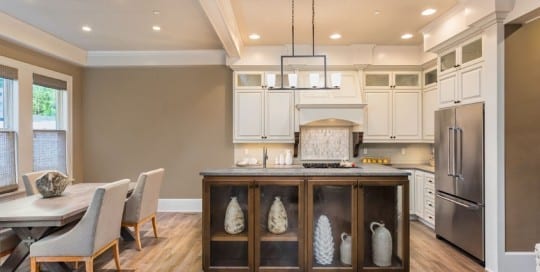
<box><xmin>33</xmin><ymin>73</ymin><xmax>67</xmax><ymax>90</ymax></box>
<box><xmin>33</xmin><ymin>130</ymin><xmax>67</xmax><ymax>174</ymax></box>
<box><xmin>0</xmin><ymin>131</ymin><xmax>17</xmax><ymax>194</ymax></box>
<box><xmin>0</xmin><ymin>65</ymin><xmax>18</xmax><ymax>80</ymax></box>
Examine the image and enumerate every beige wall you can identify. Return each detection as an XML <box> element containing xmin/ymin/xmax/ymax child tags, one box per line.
<box><xmin>504</xmin><ymin>20</ymin><xmax>540</xmax><ymax>251</ymax></box>
<box><xmin>0</xmin><ymin>38</ymin><xmax>84</xmax><ymax>182</ymax></box>
<box><xmin>83</xmin><ymin>66</ymin><xmax>233</xmax><ymax>198</ymax></box>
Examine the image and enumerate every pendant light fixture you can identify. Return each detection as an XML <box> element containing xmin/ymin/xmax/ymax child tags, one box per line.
<box><xmin>269</xmin><ymin>0</ymin><xmax>341</xmax><ymax>90</ymax></box>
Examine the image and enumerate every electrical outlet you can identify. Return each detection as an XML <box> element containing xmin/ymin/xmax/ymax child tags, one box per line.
<box><xmin>363</xmin><ymin>148</ymin><xmax>368</xmax><ymax>155</ymax></box>
<box><xmin>401</xmin><ymin>148</ymin><xmax>406</xmax><ymax>155</ymax></box>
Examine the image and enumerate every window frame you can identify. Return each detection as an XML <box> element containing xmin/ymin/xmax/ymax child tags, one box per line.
<box><xmin>0</xmin><ymin>76</ymin><xmax>19</xmax><ymax>194</ymax></box>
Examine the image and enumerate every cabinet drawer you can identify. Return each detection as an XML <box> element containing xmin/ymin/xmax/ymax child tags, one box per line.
<box><xmin>424</xmin><ymin>199</ymin><xmax>435</xmax><ymax>214</ymax></box>
<box><xmin>424</xmin><ymin>187</ymin><xmax>435</xmax><ymax>201</ymax></box>
<box><xmin>424</xmin><ymin>174</ymin><xmax>435</xmax><ymax>190</ymax></box>
<box><xmin>424</xmin><ymin>209</ymin><xmax>435</xmax><ymax>225</ymax></box>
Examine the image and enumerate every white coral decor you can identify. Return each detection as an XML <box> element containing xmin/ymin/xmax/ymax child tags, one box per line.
<box><xmin>314</xmin><ymin>215</ymin><xmax>335</xmax><ymax>265</ymax></box>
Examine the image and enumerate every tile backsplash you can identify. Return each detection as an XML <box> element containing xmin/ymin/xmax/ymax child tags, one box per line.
<box><xmin>300</xmin><ymin>127</ymin><xmax>350</xmax><ymax>160</ymax></box>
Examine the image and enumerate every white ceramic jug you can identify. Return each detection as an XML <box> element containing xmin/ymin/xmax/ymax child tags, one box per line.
<box><xmin>340</xmin><ymin>232</ymin><xmax>352</xmax><ymax>265</ymax></box>
<box><xmin>370</xmin><ymin>222</ymin><xmax>392</xmax><ymax>267</ymax></box>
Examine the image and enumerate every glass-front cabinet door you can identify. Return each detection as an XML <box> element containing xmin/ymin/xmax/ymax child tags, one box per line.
<box><xmin>460</xmin><ymin>38</ymin><xmax>483</xmax><ymax>66</ymax></box>
<box><xmin>359</xmin><ymin>178</ymin><xmax>409</xmax><ymax>271</ymax></box>
<box><xmin>307</xmin><ymin>178</ymin><xmax>357</xmax><ymax>271</ymax></box>
<box><xmin>235</xmin><ymin>72</ymin><xmax>265</xmax><ymax>89</ymax></box>
<box><xmin>254</xmin><ymin>178</ymin><xmax>304</xmax><ymax>271</ymax></box>
<box><xmin>393</xmin><ymin>72</ymin><xmax>421</xmax><ymax>89</ymax></box>
<box><xmin>364</xmin><ymin>72</ymin><xmax>391</xmax><ymax>89</ymax></box>
<box><xmin>204</xmin><ymin>179</ymin><xmax>253</xmax><ymax>271</ymax></box>
<box><xmin>439</xmin><ymin>50</ymin><xmax>457</xmax><ymax>74</ymax></box>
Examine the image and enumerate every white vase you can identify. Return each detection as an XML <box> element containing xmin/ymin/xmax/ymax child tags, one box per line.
<box><xmin>314</xmin><ymin>215</ymin><xmax>334</xmax><ymax>265</ymax></box>
<box><xmin>224</xmin><ymin>197</ymin><xmax>245</xmax><ymax>234</ymax></box>
<box><xmin>340</xmin><ymin>232</ymin><xmax>352</xmax><ymax>265</ymax></box>
<box><xmin>370</xmin><ymin>222</ymin><xmax>392</xmax><ymax>267</ymax></box>
<box><xmin>285</xmin><ymin>150</ymin><xmax>293</xmax><ymax>165</ymax></box>
<box><xmin>267</xmin><ymin>196</ymin><xmax>288</xmax><ymax>234</ymax></box>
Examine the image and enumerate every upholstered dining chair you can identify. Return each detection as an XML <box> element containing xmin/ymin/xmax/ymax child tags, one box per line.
<box><xmin>22</xmin><ymin>170</ymin><xmax>49</xmax><ymax>196</ymax></box>
<box><xmin>0</xmin><ymin>228</ymin><xmax>20</xmax><ymax>259</ymax></box>
<box><xmin>122</xmin><ymin>168</ymin><xmax>165</xmax><ymax>250</ymax></box>
<box><xmin>29</xmin><ymin>179</ymin><xmax>130</xmax><ymax>272</ymax></box>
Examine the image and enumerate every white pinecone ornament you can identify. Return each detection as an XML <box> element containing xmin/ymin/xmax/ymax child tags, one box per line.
<box><xmin>314</xmin><ymin>215</ymin><xmax>335</xmax><ymax>265</ymax></box>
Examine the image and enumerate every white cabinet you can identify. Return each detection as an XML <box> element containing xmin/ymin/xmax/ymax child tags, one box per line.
<box><xmin>234</xmin><ymin>90</ymin><xmax>264</xmax><ymax>141</ymax></box>
<box><xmin>414</xmin><ymin>172</ymin><xmax>425</xmax><ymax>219</ymax></box>
<box><xmin>233</xmin><ymin>89</ymin><xmax>294</xmax><ymax>143</ymax></box>
<box><xmin>364</xmin><ymin>89</ymin><xmax>422</xmax><ymax>142</ymax></box>
<box><xmin>422</xmin><ymin>87</ymin><xmax>437</xmax><ymax>141</ymax></box>
<box><xmin>295</xmin><ymin>71</ymin><xmax>362</xmax><ymax>104</ymax></box>
<box><xmin>234</xmin><ymin>71</ymin><xmax>294</xmax><ymax>89</ymax></box>
<box><xmin>423</xmin><ymin>173</ymin><xmax>436</xmax><ymax>226</ymax></box>
<box><xmin>438</xmin><ymin>37</ymin><xmax>484</xmax><ymax>108</ymax></box>
<box><xmin>405</xmin><ymin>170</ymin><xmax>415</xmax><ymax>215</ymax></box>
<box><xmin>364</xmin><ymin>71</ymin><xmax>421</xmax><ymax>89</ymax></box>
<box><xmin>265</xmin><ymin>91</ymin><xmax>295</xmax><ymax>141</ymax></box>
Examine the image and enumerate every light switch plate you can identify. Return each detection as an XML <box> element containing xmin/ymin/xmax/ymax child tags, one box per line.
<box><xmin>363</xmin><ymin>148</ymin><xmax>368</xmax><ymax>155</ymax></box>
<box><xmin>401</xmin><ymin>148</ymin><xmax>406</xmax><ymax>155</ymax></box>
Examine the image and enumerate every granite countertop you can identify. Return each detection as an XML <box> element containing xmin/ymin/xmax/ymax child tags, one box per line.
<box><xmin>201</xmin><ymin>163</ymin><xmax>409</xmax><ymax>177</ymax></box>
<box><xmin>391</xmin><ymin>164</ymin><xmax>435</xmax><ymax>174</ymax></box>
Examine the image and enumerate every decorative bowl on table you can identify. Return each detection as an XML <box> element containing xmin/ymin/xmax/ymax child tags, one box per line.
<box><xmin>36</xmin><ymin>171</ymin><xmax>71</xmax><ymax>198</ymax></box>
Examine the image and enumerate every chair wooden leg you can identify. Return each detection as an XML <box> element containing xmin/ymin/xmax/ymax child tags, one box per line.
<box><xmin>30</xmin><ymin>257</ymin><xmax>38</xmax><ymax>272</ymax></box>
<box><xmin>85</xmin><ymin>258</ymin><xmax>93</xmax><ymax>272</ymax></box>
<box><xmin>113</xmin><ymin>240</ymin><xmax>121</xmax><ymax>271</ymax></box>
<box><xmin>134</xmin><ymin>223</ymin><xmax>142</xmax><ymax>251</ymax></box>
<box><xmin>151</xmin><ymin>215</ymin><xmax>159</xmax><ymax>238</ymax></box>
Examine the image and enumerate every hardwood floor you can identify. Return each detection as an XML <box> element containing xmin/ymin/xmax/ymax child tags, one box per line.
<box><xmin>3</xmin><ymin>214</ymin><xmax>484</xmax><ymax>272</ymax></box>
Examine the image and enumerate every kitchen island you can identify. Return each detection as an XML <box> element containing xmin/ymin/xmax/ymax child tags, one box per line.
<box><xmin>201</xmin><ymin>164</ymin><xmax>410</xmax><ymax>272</ymax></box>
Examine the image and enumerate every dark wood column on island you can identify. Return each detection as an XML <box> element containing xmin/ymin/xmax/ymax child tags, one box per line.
<box><xmin>201</xmin><ymin>165</ymin><xmax>410</xmax><ymax>272</ymax></box>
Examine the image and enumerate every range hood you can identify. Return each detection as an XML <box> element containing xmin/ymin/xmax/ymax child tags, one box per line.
<box><xmin>296</xmin><ymin>104</ymin><xmax>367</xmax><ymax>132</ymax></box>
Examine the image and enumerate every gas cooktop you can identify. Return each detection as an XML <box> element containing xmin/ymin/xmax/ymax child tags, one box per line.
<box><xmin>302</xmin><ymin>163</ymin><xmax>351</xmax><ymax>168</ymax></box>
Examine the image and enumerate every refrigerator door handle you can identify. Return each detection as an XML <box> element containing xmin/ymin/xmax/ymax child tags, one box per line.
<box><xmin>437</xmin><ymin>193</ymin><xmax>480</xmax><ymax>210</ymax></box>
<box><xmin>447</xmin><ymin>127</ymin><xmax>455</xmax><ymax>177</ymax></box>
<box><xmin>456</xmin><ymin>128</ymin><xmax>464</xmax><ymax>180</ymax></box>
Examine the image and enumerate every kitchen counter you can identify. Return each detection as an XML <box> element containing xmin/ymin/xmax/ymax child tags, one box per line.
<box><xmin>201</xmin><ymin>163</ymin><xmax>409</xmax><ymax>177</ymax></box>
<box><xmin>391</xmin><ymin>164</ymin><xmax>435</xmax><ymax>173</ymax></box>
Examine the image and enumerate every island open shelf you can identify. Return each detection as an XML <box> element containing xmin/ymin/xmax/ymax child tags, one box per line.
<box><xmin>201</xmin><ymin>167</ymin><xmax>409</xmax><ymax>272</ymax></box>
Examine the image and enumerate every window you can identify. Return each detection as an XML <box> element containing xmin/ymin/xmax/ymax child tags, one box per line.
<box><xmin>0</xmin><ymin>64</ymin><xmax>18</xmax><ymax>194</ymax></box>
<box><xmin>32</xmin><ymin>74</ymin><xmax>67</xmax><ymax>174</ymax></box>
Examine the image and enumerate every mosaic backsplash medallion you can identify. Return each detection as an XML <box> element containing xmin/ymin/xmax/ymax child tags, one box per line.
<box><xmin>301</xmin><ymin>127</ymin><xmax>350</xmax><ymax>160</ymax></box>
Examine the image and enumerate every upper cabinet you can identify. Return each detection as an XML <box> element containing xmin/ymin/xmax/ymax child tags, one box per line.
<box><xmin>437</xmin><ymin>36</ymin><xmax>484</xmax><ymax>108</ymax></box>
<box><xmin>234</xmin><ymin>89</ymin><xmax>295</xmax><ymax>143</ymax></box>
<box><xmin>364</xmin><ymin>71</ymin><xmax>421</xmax><ymax>89</ymax></box>
<box><xmin>364</xmin><ymin>89</ymin><xmax>422</xmax><ymax>142</ymax></box>
<box><xmin>439</xmin><ymin>37</ymin><xmax>483</xmax><ymax>76</ymax></box>
<box><xmin>234</xmin><ymin>71</ymin><xmax>294</xmax><ymax>89</ymax></box>
<box><xmin>233</xmin><ymin>71</ymin><xmax>295</xmax><ymax>143</ymax></box>
<box><xmin>423</xmin><ymin>68</ymin><xmax>437</xmax><ymax>88</ymax></box>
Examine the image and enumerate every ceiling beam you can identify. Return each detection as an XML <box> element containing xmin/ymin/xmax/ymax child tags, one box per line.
<box><xmin>198</xmin><ymin>0</ymin><xmax>243</xmax><ymax>58</ymax></box>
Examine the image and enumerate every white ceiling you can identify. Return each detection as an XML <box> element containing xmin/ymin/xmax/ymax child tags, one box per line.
<box><xmin>232</xmin><ymin>0</ymin><xmax>457</xmax><ymax>46</ymax></box>
<box><xmin>0</xmin><ymin>0</ymin><xmax>223</xmax><ymax>51</ymax></box>
<box><xmin>0</xmin><ymin>0</ymin><xmax>457</xmax><ymax>52</ymax></box>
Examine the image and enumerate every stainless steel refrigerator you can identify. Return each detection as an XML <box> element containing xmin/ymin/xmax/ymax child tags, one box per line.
<box><xmin>434</xmin><ymin>102</ymin><xmax>484</xmax><ymax>262</ymax></box>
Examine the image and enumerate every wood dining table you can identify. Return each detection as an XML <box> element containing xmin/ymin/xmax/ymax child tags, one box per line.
<box><xmin>0</xmin><ymin>182</ymin><xmax>137</xmax><ymax>272</ymax></box>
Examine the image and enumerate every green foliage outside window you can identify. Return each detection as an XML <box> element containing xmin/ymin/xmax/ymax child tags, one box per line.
<box><xmin>33</xmin><ymin>85</ymin><xmax>57</xmax><ymax>116</ymax></box>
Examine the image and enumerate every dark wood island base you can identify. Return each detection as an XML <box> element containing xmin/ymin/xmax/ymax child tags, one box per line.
<box><xmin>201</xmin><ymin>171</ymin><xmax>409</xmax><ymax>272</ymax></box>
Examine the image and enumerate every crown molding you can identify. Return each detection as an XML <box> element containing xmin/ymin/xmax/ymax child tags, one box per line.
<box><xmin>199</xmin><ymin>0</ymin><xmax>244</xmax><ymax>58</ymax></box>
<box><xmin>0</xmin><ymin>12</ymin><xmax>87</xmax><ymax>66</ymax></box>
<box><xmin>86</xmin><ymin>50</ymin><xmax>226</xmax><ymax>67</ymax></box>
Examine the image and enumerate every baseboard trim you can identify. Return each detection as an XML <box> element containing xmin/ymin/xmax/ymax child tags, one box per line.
<box><xmin>158</xmin><ymin>198</ymin><xmax>202</xmax><ymax>213</ymax></box>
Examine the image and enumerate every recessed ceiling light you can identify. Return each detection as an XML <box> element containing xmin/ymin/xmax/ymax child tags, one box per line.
<box><xmin>374</xmin><ymin>10</ymin><xmax>381</xmax><ymax>15</ymax></box>
<box><xmin>249</xmin><ymin>33</ymin><xmax>261</xmax><ymax>40</ymax></box>
<box><xmin>152</xmin><ymin>25</ymin><xmax>161</xmax><ymax>31</ymax></box>
<box><xmin>82</xmin><ymin>25</ymin><xmax>92</xmax><ymax>32</ymax></box>
<box><xmin>153</xmin><ymin>10</ymin><xmax>161</xmax><ymax>15</ymax></box>
<box><xmin>401</xmin><ymin>33</ymin><xmax>413</xmax><ymax>39</ymax></box>
<box><xmin>421</xmin><ymin>8</ymin><xmax>437</xmax><ymax>16</ymax></box>
<box><xmin>329</xmin><ymin>33</ymin><xmax>342</xmax><ymax>40</ymax></box>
